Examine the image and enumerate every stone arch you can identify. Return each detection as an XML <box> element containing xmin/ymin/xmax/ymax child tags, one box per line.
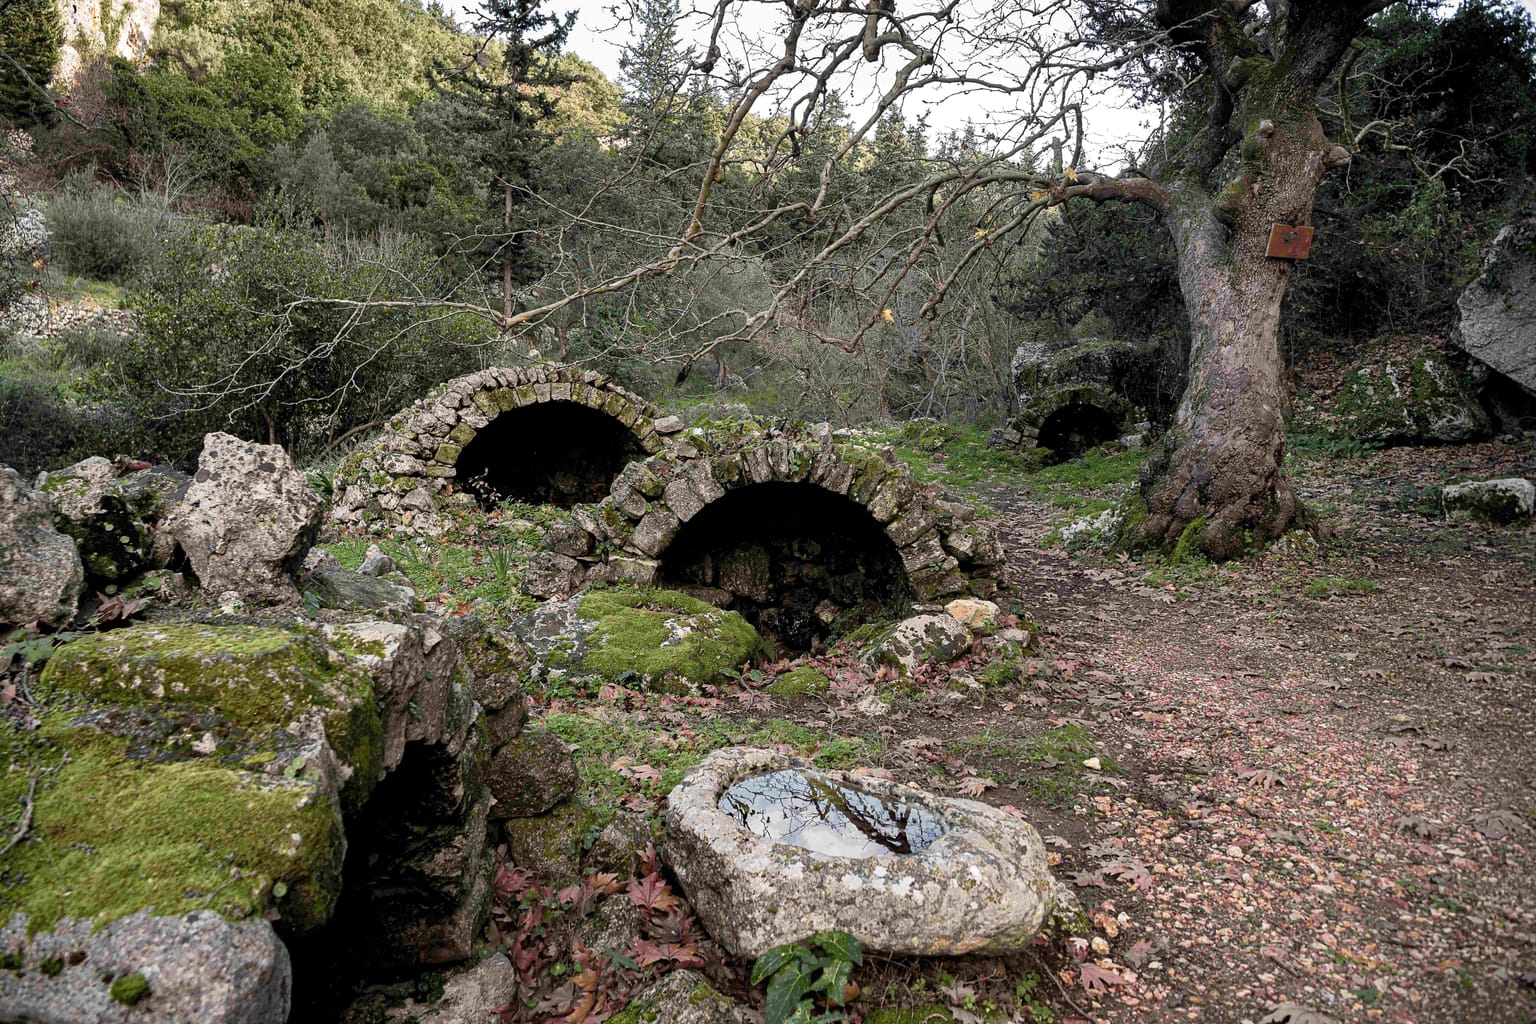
<box><xmin>1014</xmin><ymin>384</ymin><xmax>1140</xmax><ymax>460</ymax></box>
<box><xmin>524</xmin><ymin>436</ymin><xmax>1006</xmax><ymax>648</ymax></box>
<box><xmin>332</xmin><ymin>367</ymin><xmax>671</xmax><ymax>526</ymax></box>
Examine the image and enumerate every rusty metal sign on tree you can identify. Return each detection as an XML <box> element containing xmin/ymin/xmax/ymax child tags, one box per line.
<box><xmin>1266</xmin><ymin>224</ymin><xmax>1315</xmax><ymax>260</ymax></box>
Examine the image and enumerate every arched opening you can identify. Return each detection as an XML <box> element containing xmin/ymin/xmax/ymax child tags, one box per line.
<box><xmin>456</xmin><ymin>401</ymin><xmax>649</xmax><ymax>507</ymax></box>
<box><xmin>289</xmin><ymin>741</ymin><xmax>485</xmax><ymax>1018</ymax></box>
<box><xmin>658</xmin><ymin>482</ymin><xmax>913</xmax><ymax>654</ymax></box>
<box><xmin>1036</xmin><ymin>402</ymin><xmax>1121</xmax><ymax>462</ymax></box>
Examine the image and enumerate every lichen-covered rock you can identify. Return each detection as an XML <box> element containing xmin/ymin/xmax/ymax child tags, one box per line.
<box><xmin>1455</xmin><ymin>219</ymin><xmax>1536</xmax><ymax>395</ymax></box>
<box><xmin>584</xmin><ymin>811</ymin><xmax>653</xmax><ymax>876</ymax></box>
<box><xmin>0</xmin><ymin>911</ymin><xmax>291</xmax><ymax>1024</ymax></box>
<box><xmin>504</xmin><ymin>799</ymin><xmax>603</xmax><ymax>882</ymax></box>
<box><xmin>1441</xmin><ymin>477</ymin><xmax>1535</xmax><ymax>524</ymax></box>
<box><xmin>867</xmin><ymin>614</ymin><xmax>973</xmax><ymax>675</ymax></box>
<box><xmin>514</xmin><ymin>588</ymin><xmax>767</xmax><ymax>692</ymax></box>
<box><xmin>521</xmin><ymin>551</ymin><xmax>589</xmax><ymax>598</ymax></box>
<box><xmin>665</xmin><ymin>748</ymin><xmax>1059</xmax><ymax>958</ymax></box>
<box><xmin>944</xmin><ymin>598</ymin><xmax>1000</xmax><ymax>632</ymax></box>
<box><xmin>488</xmin><ymin>728</ymin><xmax>578</xmax><ymax>819</ymax></box>
<box><xmin>612</xmin><ymin>969</ymin><xmax>751</xmax><ymax>1024</ymax></box>
<box><xmin>302</xmin><ymin>566</ymin><xmax>418</xmax><ymax>620</ymax></box>
<box><xmin>37</xmin><ymin>457</ymin><xmax>188</xmax><ymax>587</ymax></box>
<box><xmin>0</xmin><ymin>465</ymin><xmax>84</xmax><ymax>628</ymax></box>
<box><xmin>441</xmin><ymin>614</ymin><xmax>531</xmax><ymax>749</ymax></box>
<box><xmin>164</xmin><ymin>433</ymin><xmax>323</xmax><ymax>605</ymax></box>
<box><xmin>397</xmin><ymin>952</ymin><xmax>516</xmax><ymax>1024</ymax></box>
<box><xmin>1315</xmin><ymin>343</ymin><xmax>1490</xmax><ymax>445</ymax></box>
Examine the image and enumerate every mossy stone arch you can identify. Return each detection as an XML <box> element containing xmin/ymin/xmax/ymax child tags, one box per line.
<box><xmin>332</xmin><ymin>367</ymin><xmax>669</xmax><ymax>526</ymax></box>
<box><xmin>1014</xmin><ymin>384</ymin><xmax>1141</xmax><ymax>461</ymax></box>
<box><xmin>524</xmin><ymin>436</ymin><xmax>1006</xmax><ymax>651</ymax></box>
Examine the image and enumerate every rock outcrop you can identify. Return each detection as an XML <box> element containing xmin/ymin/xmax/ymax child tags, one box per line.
<box><xmin>0</xmin><ymin>910</ymin><xmax>290</xmax><ymax>1024</ymax></box>
<box><xmin>164</xmin><ymin>433</ymin><xmax>323</xmax><ymax>605</ymax></box>
<box><xmin>1297</xmin><ymin>340</ymin><xmax>1490</xmax><ymax>446</ymax></box>
<box><xmin>0</xmin><ymin>465</ymin><xmax>84</xmax><ymax>627</ymax></box>
<box><xmin>4</xmin><ymin>611</ymin><xmax>504</xmax><ymax>1013</ymax></box>
<box><xmin>1455</xmin><ymin>219</ymin><xmax>1536</xmax><ymax>397</ymax></box>
<box><xmin>514</xmin><ymin>587</ymin><xmax>767</xmax><ymax>693</ymax></box>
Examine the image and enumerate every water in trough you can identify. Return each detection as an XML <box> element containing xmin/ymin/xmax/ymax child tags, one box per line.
<box><xmin>717</xmin><ymin>768</ymin><xmax>948</xmax><ymax>859</ymax></box>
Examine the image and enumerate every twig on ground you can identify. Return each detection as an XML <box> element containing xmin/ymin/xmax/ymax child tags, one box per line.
<box><xmin>0</xmin><ymin>775</ymin><xmax>38</xmax><ymax>857</ymax></box>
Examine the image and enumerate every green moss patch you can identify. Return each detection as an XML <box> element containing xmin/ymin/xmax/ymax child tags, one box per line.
<box><xmin>40</xmin><ymin>625</ymin><xmax>361</xmax><ymax>731</ymax></box>
<box><xmin>767</xmin><ymin>666</ymin><xmax>831</xmax><ymax>697</ymax></box>
<box><xmin>37</xmin><ymin>624</ymin><xmax>383</xmax><ymax>792</ymax></box>
<box><xmin>109</xmin><ymin>973</ymin><xmax>150</xmax><ymax>1005</ymax></box>
<box><xmin>0</xmin><ymin>717</ymin><xmax>344</xmax><ymax>936</ymax></box>
<box><xmin>576</xmin><ymin>587</ymin><xmax>768</xmax><ymax>689</ymax></box>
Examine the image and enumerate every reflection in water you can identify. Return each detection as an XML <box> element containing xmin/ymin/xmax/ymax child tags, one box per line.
<box><xmin>718</xmin><ymin>769</ymin><xmax>947</xmax><ymax>858</ymax></box>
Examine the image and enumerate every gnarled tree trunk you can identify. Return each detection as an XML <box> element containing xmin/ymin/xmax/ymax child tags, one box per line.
<box><xmin>1067</xmin><ymin>0</ymin><xmax>1392</xmax><ymax>559</ymax></box>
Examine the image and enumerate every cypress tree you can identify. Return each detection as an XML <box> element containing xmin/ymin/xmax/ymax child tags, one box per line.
<box><xmin>0</xmin><ymin>0</ymin><xmax>64</xmax><ymax>129</ymax></box>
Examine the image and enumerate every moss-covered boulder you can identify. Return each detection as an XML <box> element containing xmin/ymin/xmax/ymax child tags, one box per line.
<box><xmin>15</xmin><ymin>624</ymin><xmax>386</xmax><ymax>937</ymax></box>
<box><xmin>503</xmin><ymin>798</ymin><xmax>604</xmax><ymax>883</ymax></box>
<box><xmin>0</xmin><ymin>714</ymin><xmax>345</xmax><ymax>936</ymax></box>
<box><xmin>767</xmin><ymin>666</ymin><xmax>831</xmax><ymax>697</ymax></box>
<box><xmin>37</xmin><ymin>457</ymin><xmax>188</xmax><ymax>588</ymax></box>
<box><xmin>9</xmin><ymin>615</ymin><xmax>495</xmax><ymax>971</ymax></box>
<box><xmin>39</xmin><ymin>624</ymin><xmax>384</xmax><ymax>802</ymax></box>
<box><xmin>487</xmin><ymin>728</ymin><xmax>578</xmax><ymax>819</ymax></box>
<box><xmin>1313</xmin><ymin>342</ymin><xmax>1490</xmax><ymax>445</ymax></box>
<box><xmin>515</xmin><ymin>587</ymin><xmax>768</xmax><ymax>692</ymax></box>
<box><xmin>1441</xmin><ymin>477</ymin><xmax>1535</xmax><ymax>524</ymax></box>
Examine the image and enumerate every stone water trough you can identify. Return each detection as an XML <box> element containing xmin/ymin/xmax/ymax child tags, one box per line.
<box><xmin>664</xmin><ymin>747</ymin><xmax>1069</xmax><ymax>958</ymax></box>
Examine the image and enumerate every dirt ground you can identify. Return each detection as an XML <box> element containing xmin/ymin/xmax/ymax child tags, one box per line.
<box><xmin>693</xmin><ymin>438</ymin><xmax>1536</xmax><ymax>1024</ymax></box>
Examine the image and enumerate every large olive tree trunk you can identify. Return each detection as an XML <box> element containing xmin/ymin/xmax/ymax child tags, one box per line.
<box><xmin>1064</xmin><ymin>1</ymin><xmax>1392</xmax><ymax>559</ymax></box>
<box><xmin>1137</xmin><ymin>113</ymin><xmax>1347</xmax><ymax>557</ymax></box>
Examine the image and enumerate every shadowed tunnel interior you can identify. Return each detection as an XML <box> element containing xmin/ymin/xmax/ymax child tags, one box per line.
<box><xmin>455</xmin><ymin>401</ymin><xmax>648</xmax><ymax>508</ymax></box>
<box><xmin>658</xmin><ymin>482</ymin><xmax>913</xmax><ymax>653</ymax></box>
<box><xmin>1037</xmin><ymin>402</ymin><xmax>1121</xmax><ymax>462</ymax></box>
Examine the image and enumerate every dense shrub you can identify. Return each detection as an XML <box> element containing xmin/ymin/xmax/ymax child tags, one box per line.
<box><xmin>0</xmin><ymin>0</ymin><xmax>62</xmax><ymax>129</ymax></box>
<box><xmin>114</xmin><ymin>224</ymin><xmax>495</xmax><ymax>462</ymax></box>
<box><xmin>0</xmin><ymin>334</ymin><xmax>126</xmax><ymax>475</ymax></box>
<box><xmin>46</xmin><ymin>187</ymin><xmax>171</xmax><ymax>284</ymax></box>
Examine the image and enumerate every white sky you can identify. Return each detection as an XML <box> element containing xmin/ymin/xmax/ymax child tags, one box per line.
<box><xmin>447</xmin><ymin>0</ymin><xmax>1536</xmax><ymax>169</ymax></box>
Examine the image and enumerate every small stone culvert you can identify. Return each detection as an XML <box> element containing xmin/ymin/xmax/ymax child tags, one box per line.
<box><xmin>656</xmin><ymin>481</ymin><xmax>915</xmax><ymax>651</ymax></box>
<box><xmin>1013</xmin><ymin>383</ymin><xmax>1141</xmax><ymax>461</ymax></box>
<box><xmin>1035</xmin><ymin>401</ymin><xmax>1125</xmax><ymax>461</ymax></box>
<box><xmin>526</xmin><ymin>435</ymin><xmax>1007</xmax><ymax>653</ymax></box>
<box><xmin>331</xmin><ymin>366</ymin><xmax>667</xmax><ymax>524</ymax></box>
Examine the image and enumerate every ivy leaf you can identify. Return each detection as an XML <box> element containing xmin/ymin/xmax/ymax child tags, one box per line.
<box><xmin>751</xmin><ymin>944</ymin><xmax>803</xmax><ymax>985</ymax></box>
<box><xmin>816</xmin><ymin>958</ymin><xmax>853</xmax><ymax>1005</ymax></box>
<box><xmin>811</xmin><ymin>930</ymin><xmax>863</xmax><ymax>966</ymax></box>
<box><xmin>764</xmin><ymin>956</ymin><xmax>816</xmax><ymax>1024</ymax></box>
